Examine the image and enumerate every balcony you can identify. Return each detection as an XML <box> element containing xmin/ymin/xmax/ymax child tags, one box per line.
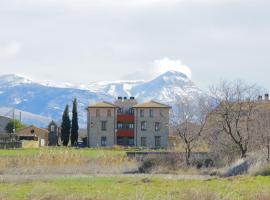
<box><xmin>117</xmin><ymin>129</ymin><xmax>134</xmax><ymax>137</ymax></box>
<box><xmin>117</xmin><ymin>114</ymin><xmax>134</xmax><ymax>122</ymax></box>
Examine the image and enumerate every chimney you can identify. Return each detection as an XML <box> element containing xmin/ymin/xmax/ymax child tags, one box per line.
<box><xmin>265</xmin><ymin>94</ymin><xmax>269</xmax><ymax>101</ymax></box>
<box><xmin>258</xmin><ymin>95</ymin><xmax>263</xmax><ymax>101</ymax></box>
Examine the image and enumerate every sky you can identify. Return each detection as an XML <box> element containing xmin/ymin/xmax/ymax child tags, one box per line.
<box><xmin>0</xmin><ymin>0</ymin><xmax>269</xmax><ymax>90</ymax></box>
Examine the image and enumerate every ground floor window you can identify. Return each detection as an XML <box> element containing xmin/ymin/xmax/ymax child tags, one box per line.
<box><xmin>101</xmin><ymin>136</ymin><xmax>107</xmax><ymax>146</ymax></box>
<box><xmin>155</xmin><ymin>136</ymin><xmax>161</xmax><ymax>147</ymax></box>
<box><xmin>128</xmin><ymin>138</ymin><xmax>134</xmax><ymax>146</ymax></box>
<box><xmin>141</xmin><ymin>137</ymin><xmax>146</xmax><ymax>147</ymax></box>
<box><xmin>117</xmin><ymin>137</ymin><xmax>134</xmax><ymax>146</ymax></box>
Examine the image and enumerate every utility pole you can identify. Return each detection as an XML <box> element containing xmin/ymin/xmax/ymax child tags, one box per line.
<box><xmin>13</xmin><ymin>108</ymin><xmax>16</xmax><ymax>134</ymax></box>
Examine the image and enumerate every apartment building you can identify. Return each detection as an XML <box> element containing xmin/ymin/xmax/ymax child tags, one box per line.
<box><xmin>87</xmin><ymin>97</ymin><xmax>171</xmax><ymax>148</ymax></box>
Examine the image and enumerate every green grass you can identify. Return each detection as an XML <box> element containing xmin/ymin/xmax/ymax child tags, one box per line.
<box><xmin>0</xmin><ymin>176</ymin><xmax>270</xmax><ymax>200</ymax></box>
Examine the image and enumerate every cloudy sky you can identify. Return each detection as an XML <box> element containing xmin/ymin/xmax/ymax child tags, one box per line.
<box><xmin>0</xmin><ymin>0</ymin><xmax>269</xmax><ymax>90</ymax></box>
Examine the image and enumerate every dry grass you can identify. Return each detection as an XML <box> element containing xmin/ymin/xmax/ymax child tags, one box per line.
<box><xmin>0</xmin><ymin>148</ymin><xmax>139</xmax><ymax>175</ymax></box>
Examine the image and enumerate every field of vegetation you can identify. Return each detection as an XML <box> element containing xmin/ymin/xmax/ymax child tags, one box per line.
<box><xmin>0</xmin><ymin>175</ymin><xmax>270</xmax><ymax>200</ymax></box>
<box><xmin>0</xmin><ymin>148</ymin><xmax>140</xmax><ymax>175</ymax></box>
<box><xmin>0</xmin><ymin>148</ymin><xmax>270</xmax><ymax>200</ymax></box>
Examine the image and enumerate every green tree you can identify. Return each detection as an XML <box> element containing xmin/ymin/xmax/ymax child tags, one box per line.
<box><xmin>61</xmin><ymin>105</ymin><xmax>71</xmax><ymax>146</ymax></box>
<box><xmin>5</xmin><ymin>120</ymin><xmax>26</xmax><ymax>133</ymax></box>
<box><xmin>71</xmin><ymin>98</ymin><xmax>79</xmax><ymax>146</ymax></box>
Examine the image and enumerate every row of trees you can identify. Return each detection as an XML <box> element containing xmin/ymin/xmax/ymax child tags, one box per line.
<box><xmin>174</xmin><ymin>80</ymin><xmax>270</xmax><ymax>166</ymax></box>
<box><xmin>61</xmin><ymin>98</ymin><xmax>79</xmax><ymax>146</ymax></box>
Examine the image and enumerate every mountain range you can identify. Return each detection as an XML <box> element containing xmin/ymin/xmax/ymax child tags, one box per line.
<box><xmin>0</xmin><ymin>71</ymin><xmax>204</xmax><ymax>128</ymax></box>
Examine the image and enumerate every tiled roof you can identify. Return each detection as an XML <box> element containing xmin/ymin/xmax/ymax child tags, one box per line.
<box><xmin>88</xmin><ymin>101</ymin><xmax>117</xmax><ymax>108</ymax></box>
<box><xmin>16</xmin><ymin>125</ymin><xmax>49</xmax><ymax>134</ymax></box>
<box><xmin>133</xmin><ymin>101</ymin><xmax>171</xmax><ymax>108</ymax></box>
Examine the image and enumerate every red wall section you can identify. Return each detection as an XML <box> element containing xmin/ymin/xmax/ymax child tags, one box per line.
<box><xmin>117</xmin><ymin>114</ymin><xmax>134</xmax><ymax>122</ymax></box>
<box><xmin>117</xmin><ymin>129</ymin><xmax>134</xmax><ymax>137</ymax></box>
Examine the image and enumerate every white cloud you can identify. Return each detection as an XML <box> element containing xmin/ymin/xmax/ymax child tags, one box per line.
<box><xmin>153</xmin><ymin>57</ymin><xmax>192</xmax><ymax>78</ymax></box>
<box><xmin>0</xmin><ymin>41</ymin><xmax>21</xmax><ymax>58</ymax></box>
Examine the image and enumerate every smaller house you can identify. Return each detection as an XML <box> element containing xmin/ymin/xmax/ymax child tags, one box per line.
<box><xmin>16</xmin><ymin>125</ymin><xmax>49</xmax><ymax>147</ymax></box>
<box><xmin>48</xmin><ymin>121</ymin><xmax>61</xmax><ymax>146</ymax></box>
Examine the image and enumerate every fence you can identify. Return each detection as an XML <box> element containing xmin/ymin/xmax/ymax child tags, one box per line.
<box><xmin>0</xmin><ymin>141</ymin><xmax>22</xmax><ymax>149</ymax></box>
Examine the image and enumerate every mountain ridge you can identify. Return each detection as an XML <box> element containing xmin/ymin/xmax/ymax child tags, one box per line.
<box><xmin>0</xmin><ymin>71</ymin><xmax>204</xmax><ymax>127</ymax></box>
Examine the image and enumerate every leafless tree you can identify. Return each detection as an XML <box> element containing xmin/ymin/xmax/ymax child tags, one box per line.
<box><xmin>172</xmin><ymin>96</ymin><xmax>212</xmax><ymax>166</ymax></box>
<box><xmin>209</xmin><ymin>80</ymin><xmax>260</xmax><ymax>159</ymax></box>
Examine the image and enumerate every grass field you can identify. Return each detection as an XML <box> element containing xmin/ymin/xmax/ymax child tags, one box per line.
<box><xmin>0</xmin><ymin>175</ymin><xmax>270</xmax><ymax>200</ymax></box>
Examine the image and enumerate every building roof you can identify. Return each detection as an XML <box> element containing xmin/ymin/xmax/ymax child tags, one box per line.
<box><xmin>16</xmin><ymin>125</ymin><xmax>49</xmax><ymax>135</ymax></box>
<box><xmin>88</xmin><ymin>101</ymin><xmax>118</xmax><ymax>108</ymax></box>
<box><xmin>133</xmin><ymin>101</ymin><xmax>171</xmax><ymax>108</ymax></box>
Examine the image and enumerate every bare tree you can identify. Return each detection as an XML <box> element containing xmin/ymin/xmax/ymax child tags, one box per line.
<box><xmin>173</xmin><ymin>97</ymin><xmax>211</xmax><ymax>166</ymax></box>
<box><xmin>209</xmin><ymin>80</ymin><xmax>260</xmax><ymax>159</ymax></box>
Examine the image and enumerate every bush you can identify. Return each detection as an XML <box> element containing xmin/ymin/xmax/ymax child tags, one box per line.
<box><xmin>252</xmin><ymin>164</ymin><xmax>270</xmax><ymax>176</ymax></box>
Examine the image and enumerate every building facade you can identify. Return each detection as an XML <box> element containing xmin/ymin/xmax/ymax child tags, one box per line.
<box><xmin>48</xmin><ymin>121</ymin><xmax>60</xmax><ymax>146</ymax></box>
<box><xmin>16</xmin><ymin>125</ymin><xmax>49</xmax><ymax>147</ymax></box>
<box><xmin>87</xmin><ymin>97</ymin><xmax>171</xmax><ymax>148</ymax></box>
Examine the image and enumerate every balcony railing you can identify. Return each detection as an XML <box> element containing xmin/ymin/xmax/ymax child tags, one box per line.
<box><xmin>117</xmin><ymin>129</ymin><xmax>134</xmax><ymax>137</ymax></box>
<box><xmin>117</xmin><ymin>114</ymin><xmax>134</xmax><ymax>122</ymax></box>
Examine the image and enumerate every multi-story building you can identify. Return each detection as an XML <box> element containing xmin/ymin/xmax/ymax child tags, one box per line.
<box><xmin>87</xmin><ymin>97</ymin><xmax>171</xmax><ymax>148</ymax></box>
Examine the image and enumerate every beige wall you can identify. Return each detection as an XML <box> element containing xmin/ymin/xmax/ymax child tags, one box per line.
<box><xmin>87</xmin><ymin>107</ymin><xmax>116</xmax><ymax>147</ymax></box>
<box><xmin>134</xmin><ymin>108</ymin><xmax>170</xmax><ymax>148</ymax></box>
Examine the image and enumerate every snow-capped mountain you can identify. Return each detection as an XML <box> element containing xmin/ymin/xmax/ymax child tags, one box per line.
<box><xmin>0</xmin><ymin>71</ymin><xmax>204</xmax><ymax>127</ymax></box>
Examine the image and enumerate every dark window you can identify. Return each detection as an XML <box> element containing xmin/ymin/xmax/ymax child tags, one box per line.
<box><xmin>150</xmin><ymin>109</ymin><xmax>154</xmax><ymax>118</ymax></box>
<box><xmin>107</xmin><ymin>109</ymin><xmax>111</xmax><ymax>117</ymax></box>
<box><xmin>155</xmin><ymin>122</ymin><xmax>161</xmax><ymax>131</ymax></box>
<box><xmin>101</xmin><ymin>136</ymin><xmax>107</xmax><ymax>146</ymax></box>
<box><xmin>129</xmin><ymin>108</ymin><xmax>134</xmax><ymax>115</ymax></box>
<box><xmin>128</xmin><ymin>138</ymin><xmax>134</xmax><ymax>146</ymax></box>
<box><xmin>101</xmin><ymin>121</ymin><xmax>107</xmax><ymax>131</ymax></box>
<box><xmin>155</xmin><ymin>136</ymin><xmax>161</xmax><ymax>147</ymax></box>
<box><xmin>141</xmin><ymin>137</ymin><xmax>146</xmax><ymax>147</ymax></box>
<box><xmin>141</xmin><ymin>121</ymin><xmax>147</xmax><ymax>131</ymax></box>
<box><xmin>140</xmin><ymin>109</ymin><xmax>144</xmax><ymax>117</ymax></box>
<box><xmin>96</xmin><ymin>109</ymin><xmax>100</xmax><ymax>117</ymax></box>
<box><xmin>160</xmin><ymin>110</ymin><xmax>163</xmax><ymax>117</ymax></box>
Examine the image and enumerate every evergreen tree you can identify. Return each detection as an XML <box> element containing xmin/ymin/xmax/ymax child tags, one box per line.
<box><xmin>71</xmin><ymin>98</ymin><xmax>79</xmax><ymax>146</ymax></box>
<box><xmin>61</xmin><ymin>105</ymin><xmax>71</xmax><ymax>146</ymax></box>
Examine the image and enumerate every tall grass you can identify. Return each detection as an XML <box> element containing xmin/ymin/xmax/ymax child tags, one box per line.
<box><xmin>0</xmin><ymin>148</ymin><xmax>138</xmax><ymax>175</ymax></box>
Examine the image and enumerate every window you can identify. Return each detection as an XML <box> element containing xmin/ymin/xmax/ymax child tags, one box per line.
<box><xmin>101</xmin><ymin>136</ymin><xmax>107</xmax><ymax>146</ymax></box>
<box><xmin>141</xmin><ymin>121</ymin><xmax>147</xmax><ymax>131</ymax></box>
<box><xmin>128</xmin><ymin>123</ymin><xmax>134</xmax><ymax>129</ymax></box>
<box><xmin>101</xmin><ymin>121</ymin><xmax>107</xmax><ymax>131</ymax></box>
<box><xmin>117</xmin><ymin>108</ymin><xmax>123</xmax><ymax>114</ymax></box>
<box><xmin>128</xmin><ymin>138</ymin><xmax>134</xmax><ymax>146</ymax></box>
<box><xmin>140</xmin><ymin>109</ymin><xmax>144</xmax><ymax>117</ymax></box>
<box><xmin>150</xmin><ymin>109</ymin><xmax>154</xmax><ymax>118</ymax></box>
<box><xmin>96</xmin><ymin>109</ymin><xmax>100</xmax><ymax>117</ymax></box>
<box><xmin>129</xmin><ymin>108</ymin><xmax>134</xmax><ymax>115</ymax></box>
<box><xmin>117</xmin><ymin>123</ymin><xmax>123</xmax><ymax>129</ymax></box>
<box><xmin>141</xmin><ymin>137</ymin><xmax>146</xmax><ymax>147</ymax></box>
<box><xmin>155</xmin><ymin>122</ymin><xmax>161</xmax><ymax>131</ymax></box>
<box><xmin>160</xmin><ymin>110</ymin><xmax>163</xmax><ymax>117</ymax></box>
<box><xmin>155</xmin><ymin>136</ymin><xmax>161</xmax><ymax>147</ymax></box>
<box><xmin>107</xmin><ymin>109</ymin><xmax>111</xmax><ymax>117</ymax></box>
<box><xmin>50</xmin><ymin>125</ymin><xmax>55</xmax><ymax>132</ymax></box>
